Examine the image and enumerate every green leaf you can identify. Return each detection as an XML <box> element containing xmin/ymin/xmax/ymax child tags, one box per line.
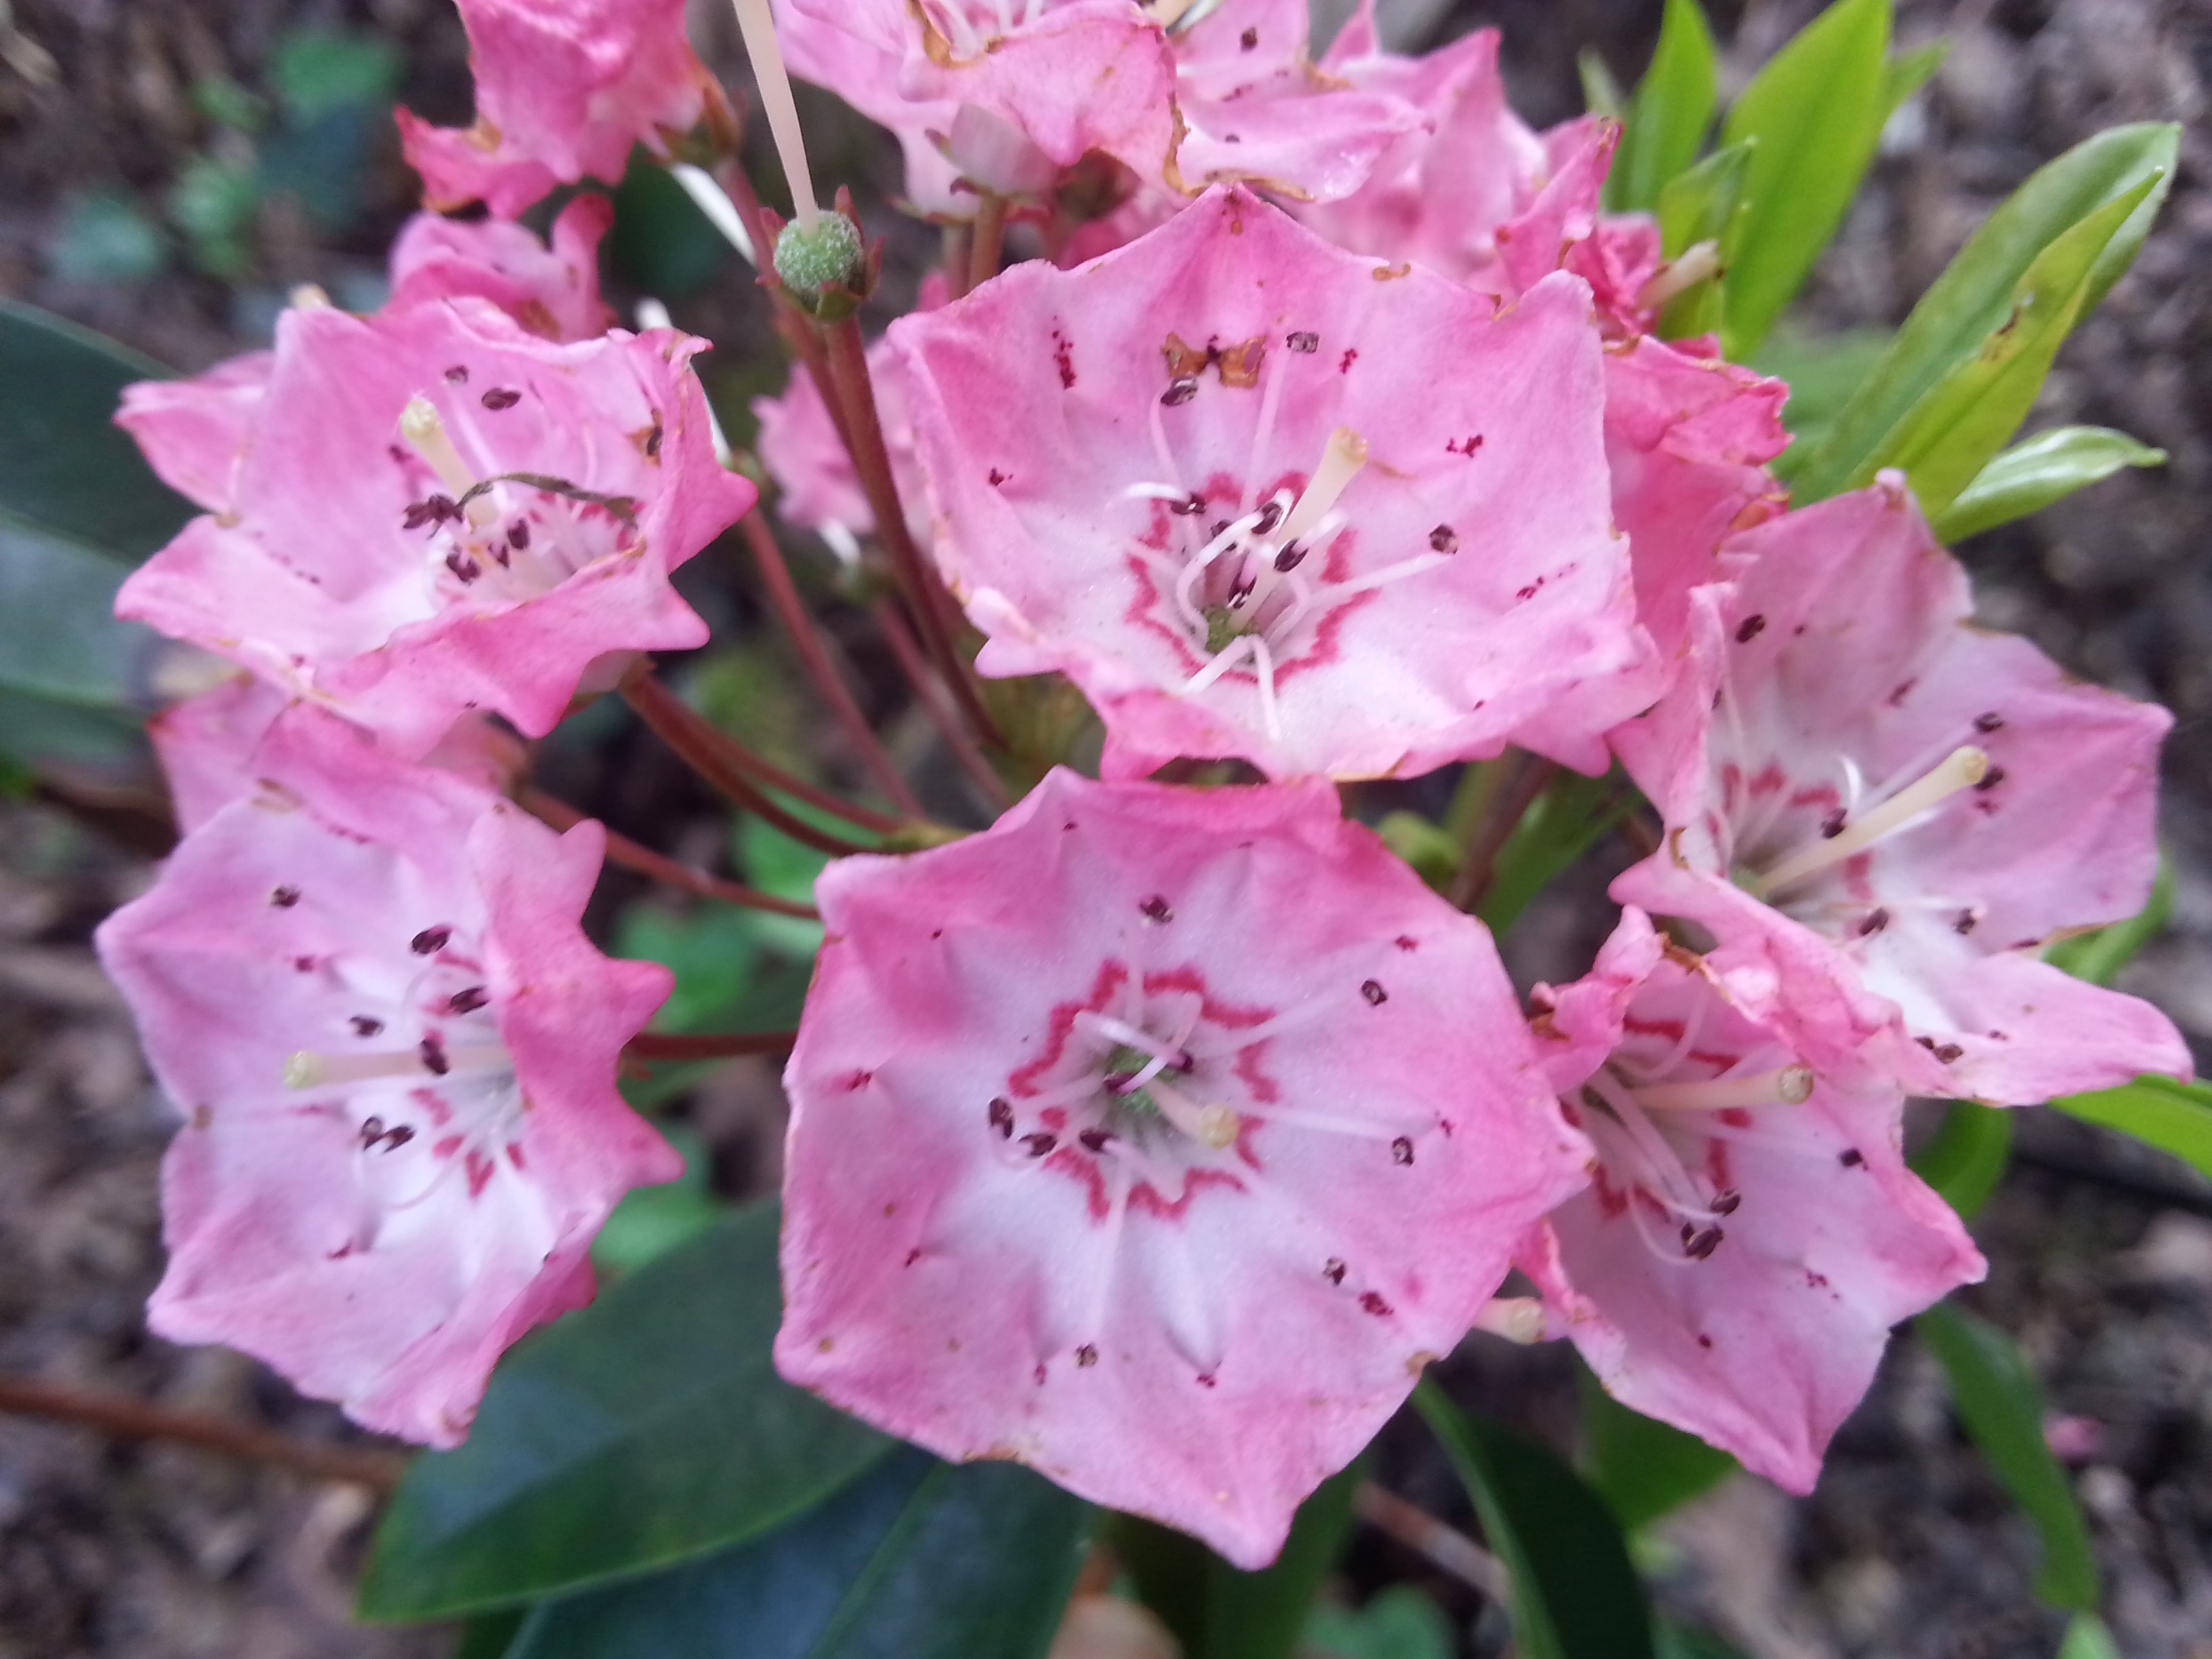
<box><xmin>1578</xmin><ymin>49</ymin><xmax>1628</xmax><ymax>121</ymax></box>
<box><xmin>1612</xmin><ymin>0</ymin><xmax>1718</xmax><ymax>213</ymax></box>
<box><xmin>1859</xmin><ymin>179</ymin><xmax>2159</xmax><ymax>518</ymax></box>
<box><xmin>2045</xmin><ymin>862</ymin><xmax>2171</xmax><ymax>988</ymax></box>
<box><xmin>49</xmin><ymin>191</ymin><xmax>169</xmax><ymax>284</ymax></box>
<box><xmin>359</xmin><ymin>1204</ymin><xmax>894</xmax><ymax>1621</ymax></box>
<box><xmin>1717</xmin><ymin>0</ymin><xmax>1893</xmax><ymax>357</ymax></box>
<box><xmin>0</xmin><ymin>518</ymin><xmax>144</xmax><ymax>707</ymax></box>
<box><xmin>269</xmin><ymin>27</ymin><xmax>402</xmax><ymax>125</ymax></box>
<box><xmin>1932</xmin><ymin>425</ymin><xmax>2167</xmax><ymax>541</ymax></box>
<box><xmin>1653</xmin><ymin>140</ymin><xmax>1754</xmax><ymax>337</ymax></box>
<box><xmin>1882</xmin><ymin>40</ymin><xmax>1950</xmax><ymax>119</ymax></box>
<box><xmin>1578</xmin><ymin>1364</ymin><xmax>1735</xmax><ymax>1530</ymax></box>
<box><xmin>1787</xmin><ymin>122</ymin><xmax>2179</xmax><ymax>502</ymax></box>
<box><xmin>1909</xmin><ymin>1101</ymin><xmax>2013</xmax><ymax>1221</ymax></box>
<box><xmin>2050</xmin><ymin>1076</ymin><xmax>2212</xmax><ymax>1185</ymax></box>
<box><xmin>1414</xmin><ymin>1381</ymin><xmax>1655</xmax><ymax>1659</ymax></box>
<box><xmin>1755</xmin><ymin>325</ymin><xmax>1891</xmax><ymax>460</ymax></box>
<box><xmin>504</xmin><ymin>1448</ymin><xmax>1094</xmax><ymax>1659</ymax></box>
<box><xmin>1115</xmin><ymin>1467</ymin><xmax>1359</xmax><ymax>1659</ymax></box>
<box><xmin>456</xmin><ymin>1611</ymin><xmax>526</xmax><ymax>1659</ymax></box>
<box><xmin>1477</xmin><ymin>769</ymin><xmax>1634</xmax><ymax>938</ymax></box>
<box><xmin>1654</xmin><ymin>1623</ymin><xmax>1752</xmax><ymax>1659</ymax></box>
<box><xmin>2059</xmin><ymin>1614</ymin><xmax>2123</xmax><ymax>1659</ymax></box>
<box><xmin>0</xmin><ymin>684</ymin><xmax>147</xmax><ymax>773</ymax></box>
<box><xmin>590</xmin><ymin>1126</ymin><xmax>726</xmax><ymax>1275</ymax></box>
<box><xmin>168</xmin><ymin>155</ymin><xmax>262</xmax><ymax>279</ymax></box>
<box><xmin>1916</xmin><ymin>1304</ymin><xmax>2099</xmax><ymax>1612</ymax></box>
<box><xmin>1302</xmin><ymin>1586</ymin><xmax>1454</xmax><ymax>1659</ymax></box>
<box><xmin>612</xmin><ymin>158</ymin><xmax>736</xmax><ymax>301</ymax></box>
<box><xmin>0</xmin><ymin>302</ymin><xmax>192</xmax><ymax>560</ymax></box>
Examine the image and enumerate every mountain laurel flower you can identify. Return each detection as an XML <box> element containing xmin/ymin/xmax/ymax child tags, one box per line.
<box><xmin>94</xmin><ymin>705</ymin><xmax>679</xmax><ymax>1446</ymax></box>
<box><xmin>386</xmin><ymin>196</ymin><xmax>619</xmax><ymax>342</ymax></box>
<box><xmin>396</xmin><ymin>0</ymin><xmax>721</xmax><ymax>218</ymax></box>
<box><xmin>891</xmin><ymin>186</ymin><xmax>1653</xmax><ymax>782</ymax></box>
<box><xmin>1612</xmin><ymin>477</ymin><xmax>2190</xmax><ymax>1105</ymax></box>
<box><xmin>116</xmin><ymin>349</ymin><xmax>274</xmax><ymax>518</ymax></box>
<box><xmin>776</xmin><ymin>769</ymin><xmax>1589</xmax><ymax>1568</ymax></box>
<box><xmin>773</xmin><ymin>0</ymin><xmax>1421</xmax><ymax>218</ymax></box>
<box><xmin>117</xmin><ymin>298</ymin><xmax>756</xmax><ymax>758</ymax></box>
<box><xmin>1521</xmin><ymin>908</ymin><xmax>1984</xmax><ymax>1492</ymax></box>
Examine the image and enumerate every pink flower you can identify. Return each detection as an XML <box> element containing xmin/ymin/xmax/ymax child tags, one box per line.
<box><xmin>396</xmin><ymin>0</ymin><xmax>717</xmax><ymax>218</ymax></box>
<box><xmin>94</xmin><ymin>705</ymin><xmax>678</xmax><ymax>1446</ymax></box>
<box><xmin>386</xmin><ymin>196</ymin><xmax>619</xmax><ymax>342</ymax></box>
<box><xmin>890</xmin><ymin>186</ymin><xmax>1652</xmax><ymax>782</ymax></box>
<box><xmin>776</xmin><ymin>769</ymin><xmax>1587</xmax><ymax>1567</ymax></box>
<box><xmin>116</xmin><ymin>350</ymin><xmax>272</xmax><ymax>516</ymax></box>
<box><xmin>1604</xmin><ymin>336</ymin><xmax>1789</xmax><ymax>664</ymax></box>
<box><xmin>773</xmin><ymin>0</ymin><xmax>1419</xmax><ymax>218</ymax></box>
<box><xmin>1302</xmin><ymin>13</ymin><xmax>1653</xmax><ymax>327</ymax></box>
<box><xmin>1612</xmin><ymin>478</ymin><xmax>2190</xmax><ymax>1104</ymax></box>
<box><xmin>117</xmin><ymin>298</ymin><xmax>754</xmax><ymax>758</ymax></box>
<box><xmin>1521</xmin><ymin>909</ymin><xmax>1984</xmax><ymax>1492</ymax></box>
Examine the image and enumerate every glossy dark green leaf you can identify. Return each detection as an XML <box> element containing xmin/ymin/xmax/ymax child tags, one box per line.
<box><xmin>1578</xmin><ymin>1364</ymin><xmax>1735</xmax><ymax>1530</ymax></box>
<box><xmin>2050</xmin><ymin>1076</ymin><xmax>2212</xmax><ymax>1185</ymax></box>
<box><xmin>1414</xmin><ymin>1381</ymin><xmax>1654</xmax><ymax>1659</ymax></box>
<box><xmin>0</xmin><ymin>684</ymin><xmax>146</xmax><ymax>772</ymax></box>
<box><xmin>505</xmin><ymin>1448</ymin><xmax>1094</xmax><ymax>1659</ymax></box>
<box><xmin>1654</xmin><ymin>140</ymin><xmax>1754</xmax><ymax>338</ymax></box>
<box><xmin>1611</xmin><ymin>0</ymin><xmax>1718</xmax><ymax>213</ymax></box>
<box><xmin>359</xmin><ymin>1204</ymin><xmax>894</xmax><ymax>1621</ymax></box>
<box><xmin>1655</xmin><ymin>1622</ymin><xmax>1752</xmax><ymax>1659</ymax></box>
<box><xmin>1864</xmin><ymin>180</ymin><xmax>2158</xmax><ymax>517</ymax></box>
<box><xmin>0</xmin><ymin>518</ymin><xmax>143</xmax><ymax>706</ymax></box>
<box><xmin>1717</xmin><ymin>0</ymin><xmax>1893</xmax><ymax>357</ymax></box>
<box><xmin>456</xmin><ymin>1610</ymin><xmax>526</xmax><ymax>1659</ymax></box>
<box><xmin>2045</xmin><ymin>863</ymin><xmax>2171</xmax><ymax>989</ymax></box>
<box><xmin>1917</xmin><ymin>1304</ymin><xmax>2099</xmax><ymax>1611</ymax></box>
<box><xmin>1302</xmin><ymin>1586</ymin><xmax>1454</xmax><ymax>1659</ymax></box>
<box><xmin>1115</xmin><ymin>1465</ymin><xmax>1359</xmax><ymax>1659</ymax></box>
<box><xmin>611</xmin><ymin>159</ymin><xmax>734</xmax><ymax>301</ymax></box>
<box><xmin>1787</xmin><ymin>123</ymin><xmax>2179</xmax><ymax>502</ymax></box>
<box><xmin>1910</xmin><ymin>1101</ymin><xmax>2013</xmax><ymax>1221</ymax></box>
<box><xmin>1932</xmin><ymin>425</ymin><xmax>2167</xmax><ymax>541</ymax></box>
<box><xmin>0</xmin><ymin>301</ymin><xmax>192</xmax><ymax>560</ymax></box>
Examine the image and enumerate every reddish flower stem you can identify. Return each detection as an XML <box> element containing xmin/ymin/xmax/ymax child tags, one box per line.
<box><xmin>0</xmin><ymin>1374</ymin><xmax>405</xmax><ymax>1493</ymax></box>
<box><xmin>942</xmin><ymin>221</ymin><xmax>974</xmax><ymax>302</ymax></box>
<box><xmin>818</xmin><ymin>315</ymin><xmax>1005</xmax><ymax>749</ymax></box>
<box><xmin>872</xmin><ymin>599</ymin><xmax>1010</xmax><ymax>807</ymax></box>
<box><xmin>627</xmin><ymin>1030</ymin><xmax>797</xmax><ymax>1062</ymax></box>
<box><xmin>620</xmin><ymin>666</ymin><xmax>883</xmax><ymax>857</ymax></box>
<box><xmin>1447</xmin><ymin>752</ymin><xmax>1559</xmax><ymax>912</ymax></box>
<box><xmin>738</xmin><ymin>511</ymin><xmax>924</xmax><ymax>817</ymax></box>
<box><xmin>520</xmin><ymin>787</ymin><xmax>821</xmax><ymax>920</ymax></box>
<box><xmin>967</xmin><ymin>190</ymin><xmax>1008</xmax><ymax>291</ymax></box>
<box><xmin>718</xmin><ymin>158</ymin><xmax>853</xmax><ymax>454</ymax></box>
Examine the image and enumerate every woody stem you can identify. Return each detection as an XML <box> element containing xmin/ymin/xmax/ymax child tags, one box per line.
<box><xmin>819</xmin><ymin>315</ymin><xmax>1005</xmax><ymax>749</ymax></box>
<box><xmin>619</xmin><ymin>664</ymin><xmax>884</xmax><ymax>857</ymax></box>
<box><xmin>872</xmin><ymin>599</ymin><xmax>1010</xmax><ymax>807</ymax></box>
<box><xmin>719</xmin><ymin>157</ymin><xmax>852</xmax><ymax>455</ymax></box>
<box><xmin>738</xmin><ymin>511</ymin><xmax>924</xmax><ymax>817</ymax></box>
<box><xmin>627</xmin><ymin>1030</ymin><xmax>798</xmax><ymax>1062</ymax></box>
<box><xmin>520</xmin><ymin>787</ymin><xmax>821</xmax><ymax>920</ymax></box>
<box><xmin>1447</xmin><ymin>750</ymin><xmax>1558</xmax><ymax>912</ymax></box>
<box><xmin>968</xmin><ymin>190</ymin><xmax>1009</xmax><ymax>291</ymax></box>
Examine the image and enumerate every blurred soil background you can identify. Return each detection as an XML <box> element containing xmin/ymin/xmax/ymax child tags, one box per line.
<box><xmin>0</xmin><ymin>0</ymin><xmax>2207</xmax><ymax>1655</ymax></box>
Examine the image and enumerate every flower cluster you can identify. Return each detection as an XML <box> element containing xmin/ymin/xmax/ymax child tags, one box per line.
<box><xmin>89</xmin><ymin>0</ymin><xmax>2190</xmax><ymax>1582</ymax></box>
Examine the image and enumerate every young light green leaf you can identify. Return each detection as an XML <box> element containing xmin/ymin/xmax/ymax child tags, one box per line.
<box><xmin>1932</xmin><ymin>425</ymin><xmax>2167</xmax><ymax>541</ymax></box>
<box><xmin>504</xmin><ymin>1449</ymin><xmax>1094</xmax><ymax>1659</ymax></box>
<box><xmin>1754</xmin><ymin>325</ymin><xmax>1893</xmax><ymax>460</ymax></box>
<box><xmin>1612</xmin><ymin>0</ymin><xmax>1719</xmax><ymax>213</ymax></box>
<box><xmin>1477</xmin><ymin>771</ymin><xmax>1635</xmax><ymax>938</ymax></box>
<box><xmin>1787</xmin><ymin>122</ymin><xmax>2179</xmax><ymax>502</ymax></box>
<box><xmin>1654</xmin><ymin>140</ymin><xmax>1753</xmax><ymax>338</ymax></box>
<box><xmin>1578</xmin><ymin>1364</ymin><xmax>1736</xmax><ymax>1531</ymax></box>
<box><xmin>1578</xmin><ymin>48</ymin><xmax>1628</xmax><ymax>121</ymax></box>
<box><xmin>2058</xmin><ymin>1614</ymin><xmax>2123</xmax><ymax>1659</ymax></box>
<box><xmin>2045</xmin><ymin>863</ymin><xmax>2171</xmax><ymax>989</ymax></box>
<box><xmin>1909</xmin><ymin>1101</ymin><xmax>2013</xmax><ymax>1221</ymax></box>
<box><xmin>0</xmin><ymin>302</ymin><xmax>191</xmax><ymax>561</ymax></box>
<box><xmin>1717</xmin><ymin>0</ymin><xmax>1893</xmax><ymax>357</ymax></box>
<box><xmin>1414</xmin><ymin>1380</ymin><xmax>1655</xmax><ymax>1659</ymax></box>
<box><xmin>1881</xmin><ymin>40</ymin><xmax>1950</xmax><ymax>119</ymax></box>
<box><xmin>1115</xmin><ymin>1467</ymin><xmax>1360</xmax><ymax>1659</ymax></box>
<box><xmin>359</xmin><ymin>1204</ymin><xmax>893</xmax><ymax>1621</ymax></box>
<box><xmin>2050</xmin><ymin>1076</ymin><xmax>2212</xmax><ymax>1186</ymax></box>
<box><xmin>1916</xmin><ymin>1304</ymin><xmax>2099</xmax><ymax>1612</ymax></box>
<box><xmin>1868</xmin><ymin>179</ymin><xmax>2158</xmax><ymax>517</ymax></box>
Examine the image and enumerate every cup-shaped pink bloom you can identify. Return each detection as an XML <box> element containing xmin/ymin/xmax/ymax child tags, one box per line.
<box><xmin>387</xmin><ymin>196</ymin><xmax>618</xmax><ymax>342</ymax></box>
<box><xmin>117</xmin><ymin>350</ymin><xmax>272</xmax><ymax>516</ymax></box>
<box><xmin>890</xmin><ymin>187</ymin><xmax>1652</xmax><ymax>781</ymax></box>
<box><xmin>117</xmin><ymin>299</ymin><xmax>754</xmax><ymax>758</ymax></box>
<box><xmin>94</xmin><ymin>705</ymin><xmax>678</xmax><ymax>1446</ymax></box>
<box><xmin>1612</xmin><ymin>478</ymin><xmax>2190</xmax><ymax>1105</ymax></box>
<box><xmin>776</xmin><ymin>769</ymin><xmax>1588</xmax><ymax>1568</ymax></box>
<box><xmin>396</xmin><ymin>0</ymin><xmax>716</xmax><ymax>218</ymax></box>
<box><xmin>1521</xmin><ymin>908</ymin><xmax>1984</xmax><ymax>1492</ymax></box>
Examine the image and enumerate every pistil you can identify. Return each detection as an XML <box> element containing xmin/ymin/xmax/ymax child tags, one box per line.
<box><xmin>400</xmin><ymin>398</ymin><xmax>501</xmax><ymax>532</ymax></box>
<box><xmin>1744</xmin><ymin>745</ymin><xmax>1988</xmax><ymax>898</ymax></box>
<box><xmin>1145</xmin><ymin>1077</ymin><xmax>1241</xmax><ymax>1149</ymax></box>
<box><xmin>731</xmin><ymin>0</ymin><xmax>821</xmax><ymax>225</ymax></box>
<box><xmin>285</xmin><ymin>1042</ymin><xmax>512</xmax><ymax>1089</ymax></box>
<box><xmin>1629</xmin><ymin>1063</ymin><xmax>1815</xmax><ymax>1112</ymax></box>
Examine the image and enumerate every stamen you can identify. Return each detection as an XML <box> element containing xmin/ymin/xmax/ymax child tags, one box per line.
<box><xmin>1471</xmin><ymin>1297</ymin><xmax>1546</xmax><ymax>1345</ymax></box>
<box><xmin>1745</xmin><ymin>745</ymin><xmax>1988</xmax><ymax>898</ymax></box>
<box><xmin>1150</xmin><ymin>0</ymin><xmax>1200</xmax><ymax>24</ymax></box>
<box><xmin>731</xmin><ymin>0</ymin><xmax>821</xmax><ymax>224</ymax></box>
<box><xmin>1145</xmin><ymin>1078</ymin><xmax>1240</xmax><ymax>1149</ymax></box>
<box><xmin>1630</xmin><ymin>1064</ymin><xmax>1815</xmax><ymax>1112</ymax></box>
<box><xmin>285</xmin><ymin>1042</ymin><xmax>510</xmax><ymax>1089</ymax></box>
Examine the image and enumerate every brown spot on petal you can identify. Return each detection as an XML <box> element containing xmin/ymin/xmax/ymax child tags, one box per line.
<box><xmin>1359</xmin><ymin>1290</ymin><xmax>1393</xmax><ymax>1316</ymax></box>
<box><xmin>270</xmin><ymin>886</ymin><xmax>300</xmax><ymax>907</ymax></box>
<box><xmin>1361</xmin><ymin>979</ymin><xmax>1387</xmax><ymax>1005</ymax></box>
<box><xmin>1139</xmin><ymin>895</ymin><xmax>1173</xmax><ymax>923</ymax></box>
<box><xmin>1162</xmin><ymin>375</ymin><xmax>1200</xmax><ymax>407</ymax></box>
<box><xmin>1735</xmin><ymin>613</ymin><xmax>1767</xmax><ymax>644</ymax></box>
<box><xmin>1240</xmin><ymin>25</ymin><xmax>1258</xmax><ymax>47</ymax></box>
<box><xmin>443</xmin><ymin>365</ymin><xmax>469</xmax><ymax>385</ymax></box>
<box><xmin>411</xmin><ymin>926</ymin><xmax>451</xmax><ymax>956</ymax></box>
<box><xmin>1162</xmin><ymin>332</ymin><xmax>1210</xmax><ymax>377</ymax></box>
<box><xmin>1839</xmin><ymin>1148</ymin><xmax>1864</xmax><ymax>1168</ymax></box>
<box><xmin>1216</xmin><ymin>335</ymin><xmax>1266</xmax><ymax>388</ymax></box>
<box><xmin>1077</xmin><ymin>1343</ymin><xmax>1099</xmax><ymax>1366</ymax></box>
<box><xmin>1051</xmin><ymin>328</ymin><xmax>1076</xmax><ymax>389</ymax></box>
<box><xmin>480</xmin><ymin>387</ymin><xmax>522</xmax><ymax>411</ymax></box>
<box><xmin>1323</xmin><ymin>1258</ymin><xmax>1347</xmax><ymax>1284</ymax></box>
<box><xmin>1371</xmin><ymin>262</ymin><xmax>1412</xmax><ymax>281</ymax></box>
<box><xmin>1338</xmin><ymin>347</ymin><xmax>1357</xmax><ymax>374</ymax></box>
<box><xmin>989</xmin><ymin>1097</ymin><xmax>1015</xmax><ymax>1137</ymax></box>
<box><xmin>1391</xmin><ymin>1136</ymin><xmax>1414</xmax><ymax>1166</ymax></box>
<box><xmin>1975</xmin><ymin>765</ymin><xmax>2007</xmax><ymax>792</ymax></box>
<box><xmin>1974</xmin><ymin>712</ymin><xmax>2005</xmax><ymax>733</ymax></box>
<box><xmin>1021</xmin><ymin>1132</ymin><xmax>1057</xmax><ymax>1158</ymax></box>
<box><xmin>1430</xmin><ymin>525</ymin><xmax>1458</xmax><ymax>553</ymax></box>
<box><xmin>1445</xmin><ymin>434</ymin><xmax>1483</xmax><ymax>457</ymax></box>
<box><xmin>1286</xmin><ymin>329</ymin><xmax>1319</xmax><ymax>354</ymax></box>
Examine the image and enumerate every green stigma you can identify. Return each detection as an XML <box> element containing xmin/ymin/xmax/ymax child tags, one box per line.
<box><xmin>773</xmin><ymin>213</ymin><xmax>863</xmax><ymax>302</ymax></box>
